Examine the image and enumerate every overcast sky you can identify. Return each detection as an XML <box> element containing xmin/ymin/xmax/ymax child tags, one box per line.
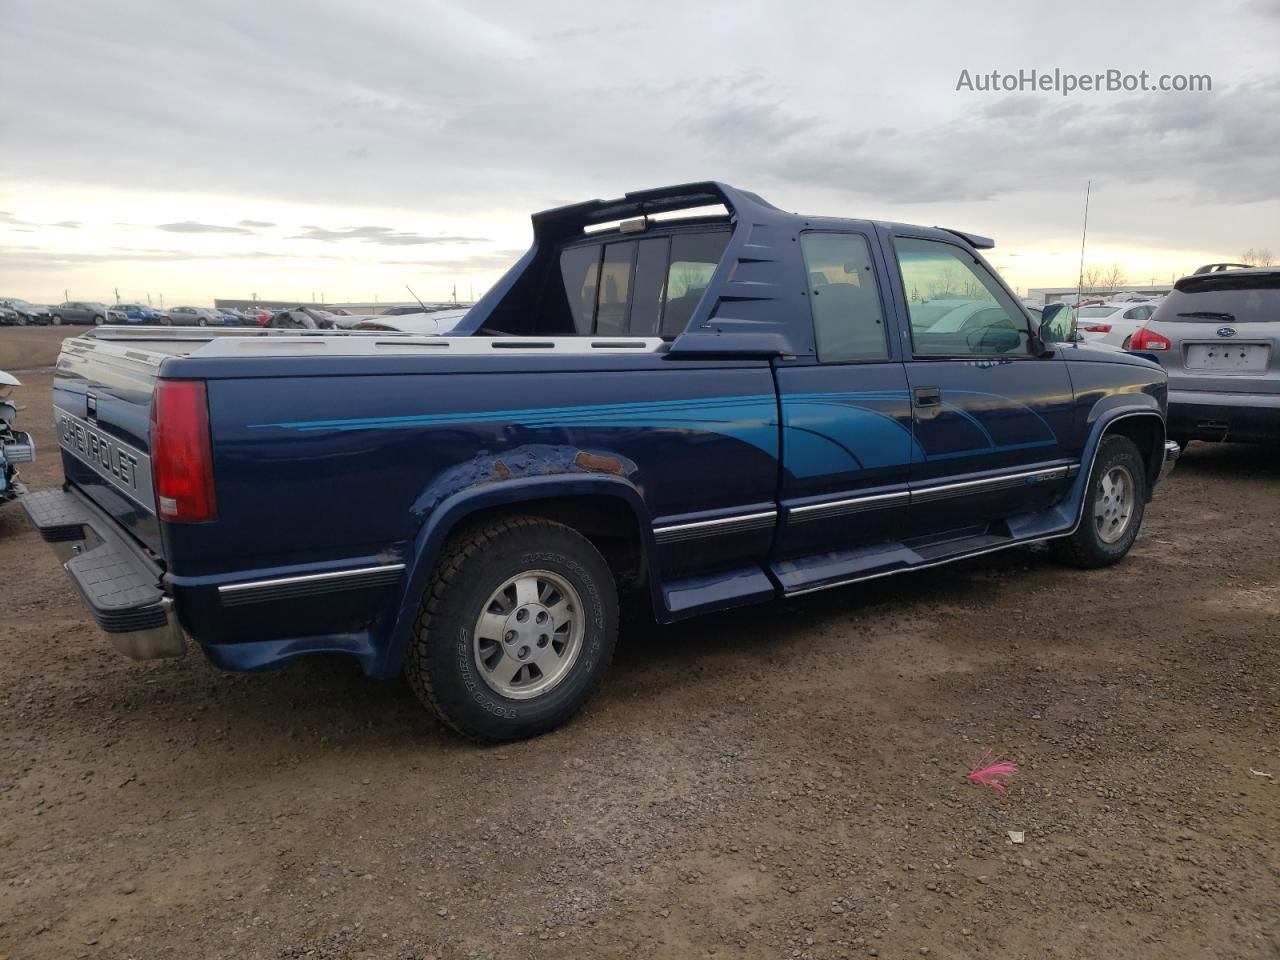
<box><xmin>2</xmin><ymin>0</ymin><xmax>1278</xmax><ymax>305</ymax></box>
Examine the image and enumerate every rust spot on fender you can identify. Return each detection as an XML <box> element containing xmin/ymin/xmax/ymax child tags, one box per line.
<box><xmin>574</xmin><ymin>451</ymin><xmax>624</xmax><ymax>475</ymax></box>
<box><xmin>491</xmin><ymin>460</ymin><xmax>512</xmax><ymax>480</ymax></box>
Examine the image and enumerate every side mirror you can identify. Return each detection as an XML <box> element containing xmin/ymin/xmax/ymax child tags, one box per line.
<box><xmin>1033</xmin><ymin>302</ymin><xmax>1077</xmax><ymax>353</ymax></box>
<box><xmin>1038</xmin><ymin>302</ymin><xmax>1067</xmax><ymax>341</ymax></box>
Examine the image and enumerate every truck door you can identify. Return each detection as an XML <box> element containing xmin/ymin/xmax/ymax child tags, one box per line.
<box><xmin>882</xmin><ymin>232</ymin><xmax>1077</xmax><ymax>536</ymax></box>
<box><xmin>771</xmin><ymin>230</ymin><xmax>914</xmax><ymax>589</ymax></box>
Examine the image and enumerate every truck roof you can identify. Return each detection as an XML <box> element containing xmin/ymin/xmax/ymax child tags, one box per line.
<box><xmin>457</xmin><ymin>181</ymin><xmax>1001</xmax><ymax>356</ymax></box>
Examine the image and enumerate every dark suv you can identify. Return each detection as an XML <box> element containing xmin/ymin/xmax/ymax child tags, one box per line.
<box><xmin>1132</xmin><ymin>265</ymin><xmax>1279</xmax><ymax>446</ymax></box>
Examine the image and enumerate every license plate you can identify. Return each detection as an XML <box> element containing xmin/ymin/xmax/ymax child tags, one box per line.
<box><xmin>1185</xmin><ymin>343</ymin><xmax>1269</xmax><ymax>372</ymax></box>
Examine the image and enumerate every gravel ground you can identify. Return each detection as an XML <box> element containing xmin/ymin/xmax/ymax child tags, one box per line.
<box><xmin>1</xmin><ymin>326</ymin><xmax>1277</xmax><ymax>959</ymax></box>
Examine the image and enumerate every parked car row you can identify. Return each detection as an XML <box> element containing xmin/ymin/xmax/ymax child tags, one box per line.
<box><xmin>0</xmin><ymin>298</ymin><xmax>292</xmax><ymax>327</ymax></box>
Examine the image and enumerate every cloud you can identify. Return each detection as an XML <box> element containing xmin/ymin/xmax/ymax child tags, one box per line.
<box><xmin>414</xmin><ymin>250</ymin><xmax>525</xmax><ymax>273</ymax></box>
<box><xmin>717</xmin><ymin>75</ymin><xmax>1280</xmax><ymax>207</ymax></box>
<box><xmin>157</xmin><ymin>221</ymin><xmax>256</xmax><ymax>235</ymax></box>
<box><xmin>289</xmin><ymin>225</ymin><xmax>489</xmax><ymax>245</ymax></box>
<box><xmin>237</xmin><ymin>218</ymin><xmax>276</xmax><ymax>228</ymax></box>
<box><xmin>1</xmin><ymin>246</ymin><xmax>261</xmax><ymax>266</ymax></box>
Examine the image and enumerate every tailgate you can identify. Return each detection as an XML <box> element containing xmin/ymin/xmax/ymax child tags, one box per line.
<box><xmin>52</xmin><ymin>333</ymin><xmax>193</xmax><ymax>554</ymax></box>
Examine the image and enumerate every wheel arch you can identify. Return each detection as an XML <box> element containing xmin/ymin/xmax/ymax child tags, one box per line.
<box><xmin>1098</xmin><ymin>411</ymin><xmax>1165</xmax><ymax>492</ymax></box>
<box><xmin>377</xmin><ymin>474</ymin><xmax>657</xmax><ymax>678</ymax></box>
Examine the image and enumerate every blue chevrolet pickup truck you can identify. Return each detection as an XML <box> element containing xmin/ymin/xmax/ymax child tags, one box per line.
<box><xmin>25</xmin><ymin>182</ymin><xmax>1178</xmax><ymax>742</ymax></box>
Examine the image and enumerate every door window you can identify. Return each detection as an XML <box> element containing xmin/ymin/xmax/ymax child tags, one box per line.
<box><xmin>894</xmin><ymin>237</ymin><xmax>1031</xmax><ymax>356</ymax></box>
<box><xmin>799</xmin><ymin>232</ymin><xmax>889</xmax><ymax>362</ymax></box>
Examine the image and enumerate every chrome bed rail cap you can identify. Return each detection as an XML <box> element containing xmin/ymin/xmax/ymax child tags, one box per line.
<box><xmin>80</xmin><ymin>327</ymin><xmax>670</xmax><ymax>359</ymax></box>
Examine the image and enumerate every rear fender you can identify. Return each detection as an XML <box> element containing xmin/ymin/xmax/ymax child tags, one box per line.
<box><xmin>375</xmin><ymin>463</ymin><xmax>656</xmax><ymax>679</ymax></box>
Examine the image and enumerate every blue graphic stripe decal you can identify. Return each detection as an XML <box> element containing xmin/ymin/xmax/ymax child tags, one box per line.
<box><xmin>247</xmin><ymin>388</ymin><xmax>1060</xmax><ymax>478</ymax></box>
<box><xmin>249</xmin><ymin>394</ymin><xmax>779</xmax><ymax>431</ymax></box>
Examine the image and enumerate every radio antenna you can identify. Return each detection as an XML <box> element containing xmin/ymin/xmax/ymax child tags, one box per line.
<box><xmin>405</xmin><ymin>284</ymin><xmax>430</xmax><ymax>314</ymax></box>
<box><xmin>1075</xmin><ymin>180</ymin><xmax>1092</xmax><ymax>306</ymax></box>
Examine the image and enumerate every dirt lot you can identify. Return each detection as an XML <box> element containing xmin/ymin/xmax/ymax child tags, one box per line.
<box><xmin>1</xmin><ymin>325</ymin><xmax>1277</xmax><ymax>960</ymax></box>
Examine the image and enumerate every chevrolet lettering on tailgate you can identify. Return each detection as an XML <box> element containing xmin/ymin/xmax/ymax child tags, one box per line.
<box><xmin>56</xmin><ymin>408</ymin><xmax>154</xmax><ymax>506</ymax></box>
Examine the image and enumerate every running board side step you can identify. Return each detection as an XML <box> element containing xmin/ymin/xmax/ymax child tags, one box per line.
<box><xmin>772</xmin><ymin>530</ymin><xmax>1024</xmax><ymax>596</ymax></box>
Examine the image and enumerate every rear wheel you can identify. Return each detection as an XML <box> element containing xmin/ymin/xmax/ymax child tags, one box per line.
<box><xmin>1051</xmin><ymin>435</ymin><xmax>1147</xmax><ymax>568</ymax></box>
<box><xmin>51</xmin><ymin>314</ymin><xmax>63</xmax><ymax>326</ymax></box>
<box><xmin>93</xmin><ymin>314</ymin><xmax>105</xmax><ymax>325</ymax></box>
<box><xmin>406</xmin><ymin>516</ymin><xmax>618</xmax><ymax>742</ymax></box>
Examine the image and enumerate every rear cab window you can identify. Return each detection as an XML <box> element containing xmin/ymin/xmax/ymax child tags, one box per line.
<box><xmin>554</xmin><ymin>227</ymin><xmax>730</xmax><ymax>338</ymax></box>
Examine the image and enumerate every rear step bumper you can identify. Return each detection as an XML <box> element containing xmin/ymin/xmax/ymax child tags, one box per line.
<box><xmin>22</xmin><ymin>486</ymin><xmax>186</xmax><ymax>660</ymax></box>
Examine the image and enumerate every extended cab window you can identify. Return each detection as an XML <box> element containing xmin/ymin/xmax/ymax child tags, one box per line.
<box><xmin>800</xmin><ymin>232</ymin><xmax>888</xmax><ymax>362</ymax></box>
<box><xmin>894</xmin><ymin>237</ymin><xmax>1030</xmax><ymax>357</ymax></box>
<box><xmin>555</xmin><ymin>228</ymin><xmax>729</xmax><ymax>338</ymax></box>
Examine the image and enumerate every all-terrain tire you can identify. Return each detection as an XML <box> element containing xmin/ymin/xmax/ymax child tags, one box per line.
<box><xmin>1051</xmin><ymin>435</ymin><xmax>1147</xmax><ymax>569</ymax></box>
<box><xmin>405</xmin><ymin>516</ymin><xmax>618</xmax><ymax>743</ymax></box>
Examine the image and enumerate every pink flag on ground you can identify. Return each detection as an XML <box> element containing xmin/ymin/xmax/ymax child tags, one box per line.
<box><xmin>966</xmin><ymin>759</ymin><xmax>1018</xmax><ymax>793</ymax></box>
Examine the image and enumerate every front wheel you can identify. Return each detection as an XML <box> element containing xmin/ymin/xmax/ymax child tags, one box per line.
<box><xmin>50</xmin><ymin>314</ymin><xmax>63</xmax><ymax>326</ymax></box>
<box><xmin>93</xmin><ymin>314</ymin><xmax>105</xmax><ymax>325</ymax></box>
<box><xmin>1051</xmin><ymin>435</ymin><xmax>1147</xmax><ymax>568</ymax></box>
<box><xmin>406</xmin><ymin>516</ymin><xmax>618</xmax><ymax>742</ymax></box>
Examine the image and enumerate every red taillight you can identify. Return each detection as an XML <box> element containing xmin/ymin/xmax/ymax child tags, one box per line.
<box><xmin>1080</xmin><ymin>324</ymin><xmax>1112</xmax><ymax>333</ymax></box>
<box><xmin>150</xmin><ymin>379</ymin><xmax>217</xmax><ymax>522</ymax></box>
<box><xmin>1130</xmin><ymin>326</ymin><xmax>1172</xmax><ymax>351</ymax></box>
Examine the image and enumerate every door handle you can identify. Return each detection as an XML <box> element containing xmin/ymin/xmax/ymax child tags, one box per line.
<box><xmin>913</xmin><ymin>386</ymin><xmax>941</xmax><ymax>407</ymax></box>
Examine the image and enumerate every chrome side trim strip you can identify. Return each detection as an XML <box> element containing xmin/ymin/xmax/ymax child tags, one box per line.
<box><xmin>653</xmin><ymin>510</ymin><xmax>777</xmax><ymax>544</ymax></box>
<box><xmin>652</xmin><ymin>464</ymin><xmax>1078</xmax><ymax>542</ymax></box>
<box><xmin>788</xmin><ymin>490</ymin><xmax>909</xmax><ymax>522</ymax></box>
<box><xmin>911</xmin><ymin>466</ymin><xmax>1069</xmax><ymax>504</ymax></box>
<box><xmin>218</xmin><ymin>563</ymin><xmax>406</xmax><ymax>606</ymax></box>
